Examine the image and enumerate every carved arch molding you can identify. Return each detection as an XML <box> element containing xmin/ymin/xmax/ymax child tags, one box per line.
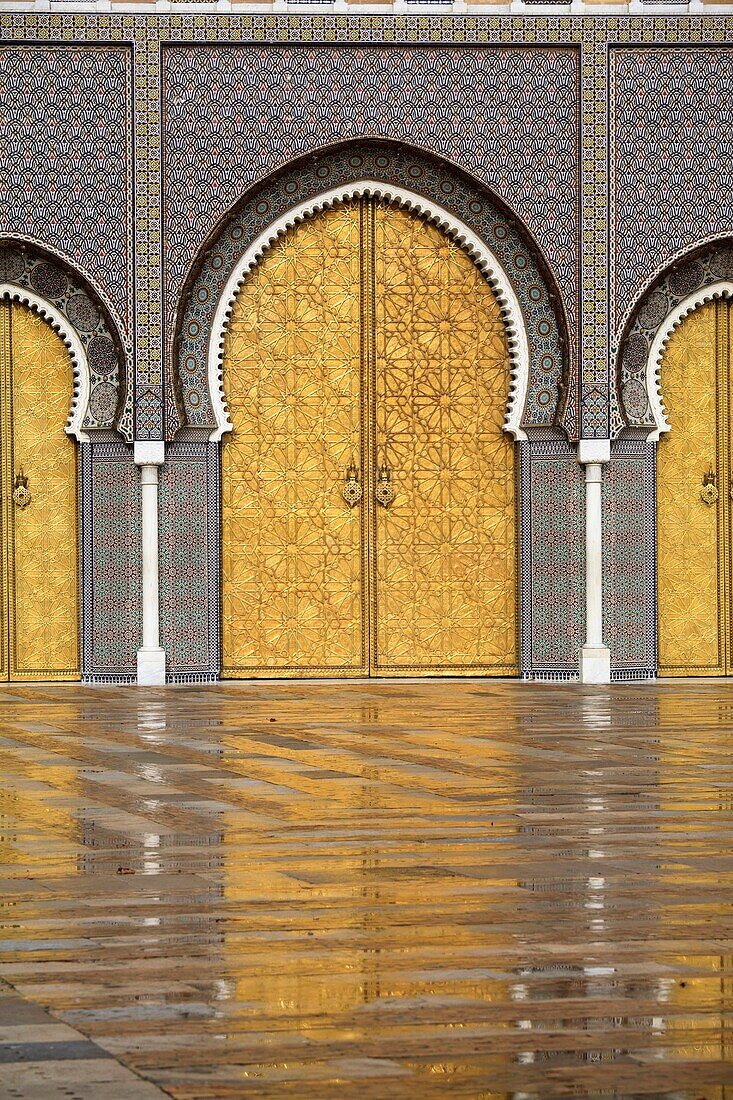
<box><xmin>0</xmin><ymin>242</ymin><xmax>132</xmax><ymax>441</ymax></box>
<box><xmin>615</xmin><ymin>240</ymin><xmax>733</xmax><ymax>440</ymax></box>
<box><xmin>172</xmin><ymin>142</ymin><xmax>571</xmax><ymax>441</ymax></box>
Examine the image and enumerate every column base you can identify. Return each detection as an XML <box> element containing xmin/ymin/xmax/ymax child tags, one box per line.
<box><xmin>137</xmin><ymin>648</ymin><xmax>166</xmax><ymax>686</ymax></box>
<box><xmin>579</xmin><ymin>644</ymin><xmax>611</xmax><ymax>685</ymax></box>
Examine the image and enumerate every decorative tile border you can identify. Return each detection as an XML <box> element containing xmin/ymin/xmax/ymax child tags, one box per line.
<box><xmin>0</xmin><ymin>44</ymin><xmax>133</xmax><ymax>338</ymax></box>
<box><xmin>81</xmin><ymin>441</ymin><xmax>141</xmax><ymax>682</ymax></box>
<box><xmin>159</xmin><ymin>440</ymin><xmax>220</xmax><ymax>681</ymax></box>
<box><xmin>604</xmin><ymin>438</ymin><xmax>656</xmax><ymax>678</ymax></box>
<box><xmin>615</xmin><ymin>241</ymin><xmax>733</xmax><ymax>436</ymax></box>
<box><xmin>610</xmin><ymin>45</ymin><xmax>733</xmax><ymax>341</ymax></box>
<box><xmin>0</xmin><ymin>243</ymin><xmax>132</xmax><ymax>440</ymax></box>
<box><xmin>174</xmin><ymin>142</ymin><xmax>569</xmax><ymax>439</ymax></box>
<box><xmin>520</xmin><ymin>435</ymin><xmax>585</xmax><ymax>679</ymax></box>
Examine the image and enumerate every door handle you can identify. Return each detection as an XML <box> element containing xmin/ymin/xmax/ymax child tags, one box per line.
<box><xmin>375</xmin><ymin>465</ymin><xmax>395</xmax><ymax>508</ymax></box>
<box><xmin>342</xmin><ymin>462</ymin><xmax>362</xmax><ymax>508</ymax></box>
<box><xmin>12</xmin><ymin>470</ymin><xmax>31</xmax><ymax>509</ymax></box>
<box><xmin>701</xmin><ymin>467</ymin><xmax>719</xmax><ymax>506</ymax></box>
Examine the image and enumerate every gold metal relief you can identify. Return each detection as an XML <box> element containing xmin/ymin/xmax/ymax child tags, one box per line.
<box><xmin>12</xmin><ymin>471</ymin><xmax>31</xmax><ymax>509</ymax></box>
<box><xmin>701</xmin><ymin>468</ymin><xmax>719</xmax><ymax>506</ymax></box>
<box><xmin>374</xmin><ymin>465</ymin><xmax>395</xmax><ymax>509</ymax></box>
<box><xmin>657</xmin><ymin>299</ymin><xmax>730</xmax><ymax>675</ymax></box>
<box><xmin>0</xmin><ymin>302</ymin><xmax>79</xmax><ymax>681</ymax></box>
<box><xmin>221</xmin><ymin>205</ymin><xmax>365</xmax><ymax>677</ymax></box>
<box><xmin>342</xmin><ymin>461</ymin><xmax>362</xmax><ymax>508</ymax></box>
<box><xmin>372</xmin><ymin>203</ymin><xmax>517</xmax><ymax>675</ymax></box>
<box><xmin>221</xmin><ymin>200</ymin><xmax>516</xmax><ymax>678</ymax></box>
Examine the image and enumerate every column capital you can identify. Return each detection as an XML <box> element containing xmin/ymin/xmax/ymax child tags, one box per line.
<box><xmin>134</xmin><ymin>441</ymin><xmax>165</xmax><ymax>467</ymax></box>
<box><xmin>578</xmin><ymin>439</ymin><xmax>610</xmax><ymax>465</ymax></box>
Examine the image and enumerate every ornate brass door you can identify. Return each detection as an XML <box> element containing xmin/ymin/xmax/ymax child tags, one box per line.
<box><xmin>0</xmin><ymin>301</ymin><xmax>80</xmax><ymax>680</ymax></box>
<box><xmin>657</xmin><ymin>298</ymin><xmax>732</xmax><ymax>675</ymax></box>
<box><xmin>221</xmin><ymin>200</ymin><xmax>517</xmax><ymax>678</ymax></box>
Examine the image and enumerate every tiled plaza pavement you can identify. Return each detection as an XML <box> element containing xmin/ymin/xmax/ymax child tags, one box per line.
<box><xmin>0</xmin><ymin>680</ymin><xmax>731</xmax><ymax>1099</ymax></box>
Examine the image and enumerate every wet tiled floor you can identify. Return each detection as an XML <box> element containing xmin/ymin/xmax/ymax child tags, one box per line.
<box><xmin>0</xmin><ymin>679</ymin><xmax>731</xmax><ymax>1099</ymax></box>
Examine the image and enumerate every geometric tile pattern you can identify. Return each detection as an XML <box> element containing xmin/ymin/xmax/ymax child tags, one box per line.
<box><xmin>159</xmin><ymin>440</ymin><xmax>219</xmax><ymax>682</ymax></box>
<box><xmin>604</xmin><ymin>439</ymin><xmax>656</xmax><ymax>679</ymax></box>
<box><xmin>175</xmin><ymin>142</ymin><xmax>569</xmax><ymax>440</ymax></box>
<box><xmin>616</xmin><ymin>242</ymin><xmax>733</xmax><ymax>438</ymax></box>
<box><xmin>0</xmin><ymin>243</ymin><xmax>132</xmax><ymax>441</ymax></box>
<box><xmin>133</xmin><ymin>35</ymin><xmax>164</xmax><ymax>439</ymax></box>
<box><xmin>519</xmin><ymin>436</ymin><xmax>585</xmax><ymax>678</ymax></box>
<box><xmin>163</xmin><ymin>43</ymin><xmax>580</xmax><ymax>427</ymax></box>
<box><xmin>0</xmin><ymin>46</ymin><xmax>133</xmax><ymax>336</ymax></box>
<box><xmin>1</xmin><ymin>15</ymin><xmax>732</xmax><ymax>680</ymax></box>
<box><xmin>81</xmin><ymin>442</ymin><xmax>140</xmax><ymax>682</ymax></box>
<box><xmin>611</xmin><ymin>47</ymin><xmax>733</xmax><ymax>338</ymax></box>
<box><xmin>1</xmin><ymin>681</ymin><xmax>733</xmax><ymax>1095</ymax></box>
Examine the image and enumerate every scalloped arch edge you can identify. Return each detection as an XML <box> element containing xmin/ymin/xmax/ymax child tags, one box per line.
<box><xmin>646</xmin><ymin>280</ymin><xmax>733</xmax><ymax>442</ymax></box>
<box><xmin>206</xmin><ymin>180</ymin><xmax>531</xmax><ymax>442</ymax></box>
<box><xmin>0</xmin><ymin>283</ymin><xmax>90</xmax><ymax>442</ymax></box>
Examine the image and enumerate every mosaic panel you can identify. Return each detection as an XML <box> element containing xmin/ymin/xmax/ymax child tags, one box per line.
<box><xmin>615</xmin><ymin>243</ymin><xmax>733</xmax><ymax>438</ymax></box>
<box><xmin>611</xmin><ymin>47</ymin><xmax>733</xmax><ymax>338</ymax></box>
<box><xmin>604</xmin><ymin>439</ymin><xmax>656</xmax><ymax>678</ymax></box>
<box><xmin>174</xmin><ymin>143</ymin><xmax>569</xmax><ymax>440</ymax></box>
<box><xmin>0</xmin><ymin>45</ymin><xmax>133</xmax><ymax>336</ymax></box>
<box><xmin>0</xmin><ymin>243</ymin><xmax>132</xmax><ymax>441</ymax></box>
<box><xmin>163</xmin><ymin>43</ymin><xmax>580</xmax><ymax>432</ymax></box>
<box><xmin>82</xmin><ymin>441</ymin><xmax>140</xmax><ymax>682</ymax></box>
<box><xmin>520</xmin><ymin>437</ymin><xmax>584</xmax><ymax>679</ymax></box>
<box><xmin>159</xmin><ymin>441</ymin><xmax>219</xmax><ymax>681</ymax></box>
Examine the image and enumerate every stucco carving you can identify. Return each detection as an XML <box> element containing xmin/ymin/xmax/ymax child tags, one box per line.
<box><xmin>0</xmin><ymin>283</ymin><xmax>90</xmax><ymax>442</ymax></box>
<box><xmin>207</xmin><ymin>181</ymin><xmax>532</xmax><ymax>443</ymax></box>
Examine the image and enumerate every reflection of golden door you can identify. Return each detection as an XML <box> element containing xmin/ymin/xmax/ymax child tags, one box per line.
<box><xmin>0</xmin><ymin>301</ymin><xmax>79</xmax><ymax>680</ymax></box>
<box><xmin>658</xmin><ymin>299</ymin><xmax>732</xmax><ymax>675</ymax></box>
<box><xmin>221</xmin><ymin>200</ymin><xmax>517</xmax><ymax>677</ymax></box>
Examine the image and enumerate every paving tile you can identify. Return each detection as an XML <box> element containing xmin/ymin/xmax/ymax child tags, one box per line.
<box><xmin>0</xmin><ymin>681</ymin><xmax>731</xmax><ymax>1098</ymax></box>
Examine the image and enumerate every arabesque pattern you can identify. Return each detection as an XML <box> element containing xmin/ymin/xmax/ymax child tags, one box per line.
<box><xmin>221</xmin><ymin>205</ymin><xmax>364</xmax><ymax>676</ymax></box>
<box><xmin>657</xmin><ymin>300</ymin><xmax>727</xmax><ymax>675</ymax></box>
<box><xmin>373</xmin><ymin>203</ymin><xmax>516</xmax><ymax>673</ymax></box>
<box><xmin>221</xmin><ymin>201</ymin><xmax>515</xmax><ymax>676</ymax></box>
<box><xmin>0</xmin><ymin>303</ymin><xmax>79</xmax><ymax>680</ymax></box>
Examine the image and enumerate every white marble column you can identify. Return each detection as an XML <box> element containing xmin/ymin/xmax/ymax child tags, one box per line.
<box><xmin>134</xmin><ymin>441</ymin><xmax>166</xmax><ymax>686</ymax></box>
<box><xmin>578</xmin><ymin>440</ymin><xmax>611</xmax><ymax>685</ymax></box>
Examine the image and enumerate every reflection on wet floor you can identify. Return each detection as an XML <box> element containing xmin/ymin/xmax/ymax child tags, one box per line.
<box><xmin>0</xmin><ymin>679</ymin><xmax>731</xmax><ymax>1097</ymax></box>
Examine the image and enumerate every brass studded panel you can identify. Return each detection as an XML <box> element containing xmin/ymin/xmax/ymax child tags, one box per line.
<box><xmin>372</xmin><ymin>204</ymin><xmax>517</xmax><ymax>674</ymax></box>
<box><xmin>0</xmin><ymin>302</ymin><xmax>79</xmax><ymax>680</ymax></box>
<box><xmin>657</xmin><ymin>299</ymin><xmax>729</xmax><ymax>675</ymax></box>
<box><xmin>221</xmin><ymin>205</ymin><xmax>365</xmax><ymax>676</ymax></box>
<box><xmin>221</xmin><ymin>201</ymin><xmax>515</xmax><ymax>677</ymax></box>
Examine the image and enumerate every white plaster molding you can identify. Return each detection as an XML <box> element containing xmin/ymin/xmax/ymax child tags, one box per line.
<box><xmin>207</xmin><ymin>180</ymin><xmax>532</xmax><ymax>442</ymax></box>
<box><xmin>137</xmin><ymin>461</ymin><xmax>166</xmax><ymax>686</ymax></box>
<box><xmin>578</xmin><ymin>439</ymin><xmax>610</xmax><ymax>465</ymax></box>
<box><xmin>645</xmin><ymin>280</ymin><xmax>733</xmax><ymax>442</ymax></box>
<box><xmin>579</xmin><ymin>456</ymin><xmax>611</xmax><ymax>685</ymax></box>
<box><xmin>0</xmin><ymin>283</ymin><xmax>90</xmax><ymax>442</ymax></box>
<box><xmin>134</xmin><ymin>441</ymin><xmax>165</xmax><ymax>466</ymax></box>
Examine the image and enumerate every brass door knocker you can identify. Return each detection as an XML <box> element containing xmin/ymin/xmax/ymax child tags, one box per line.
<box><xmin>342</xmin><ymin>461</ymin><xmax>362</xmax><ymax>508</ymax></box>
<box><xmin>12</xmin><ymin>470</ymin><xmax>31</xmax><ymax>509</ymax></box>
<box><xmin>701</xmin><ymin>468</ymin><xmax>719</xmax><ymax>506</ymax></box>
<box><xmin>375</xmin><ymin>465</ymin><xmax>395</xmax><ymax>508</ymax></box>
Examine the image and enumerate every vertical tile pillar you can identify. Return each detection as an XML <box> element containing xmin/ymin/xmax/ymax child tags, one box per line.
<box><xmin>135</xmin><ymin>441</ymin><xmax>166</xmax><ymax>686</ymax></box>
<box><xmin>578</xmin><ymin>439</ymin><xmax>611</xmax><ymax>684</ymax></box>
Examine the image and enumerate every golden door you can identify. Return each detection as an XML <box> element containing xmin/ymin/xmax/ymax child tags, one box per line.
<box><xmin>0</xmin><ymin>301</ymin><xmax>79</xmax><ymax>680</ymax></box>
<box><xmin>221</xmin><ymin>200</ymin><xmax>517</xmax><ymax>677</ymax></box>
<box><xmin>657</xmin><ymin>298</ymin><xmax>732</xmax><ymax>675</ymax></box>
